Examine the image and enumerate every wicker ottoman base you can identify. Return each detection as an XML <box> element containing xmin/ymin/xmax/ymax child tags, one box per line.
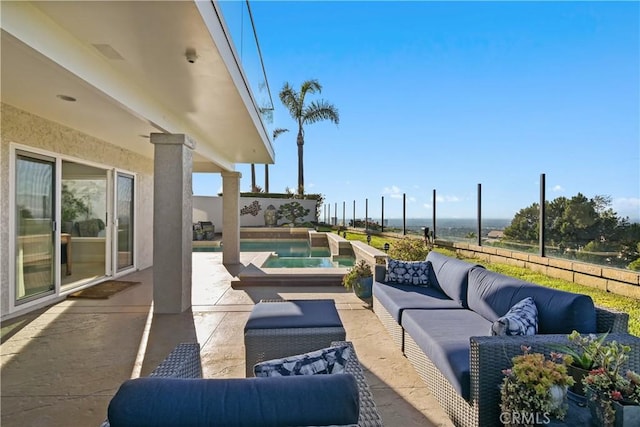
<box><xmin>244</xmin><ymin>299</ymin><xmax>346</xmax><ymax>377</ymax></box>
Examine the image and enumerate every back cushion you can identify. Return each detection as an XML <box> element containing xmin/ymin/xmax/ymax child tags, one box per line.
<box><xmin>466</xmin><ymin>268</ymin><xmax>596</xmax><ymax>334</ymax></box>
<box><xmin>426</xmin><ymin>251</ymin><xmax>483</xmax><ymax>308</ymax></box>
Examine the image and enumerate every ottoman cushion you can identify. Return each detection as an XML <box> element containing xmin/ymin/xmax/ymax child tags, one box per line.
<box><xmin>245</xmin><ymin>300</ymin><xmax>343</xmax><ymax>331</ymax></box>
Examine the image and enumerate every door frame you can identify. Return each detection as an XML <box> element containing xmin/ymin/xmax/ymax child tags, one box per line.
<box><xmin>8</xmin><ymin>144</ymin><xmax>138</xmax><ymax>315</ymax></box>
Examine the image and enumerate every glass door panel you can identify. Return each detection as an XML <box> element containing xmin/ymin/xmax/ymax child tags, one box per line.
<box><xmin>15</xmin><ymin>153</ymin><xmax>55</xmax><ymax>302</ymax></box>
<box><xmin>116</xmin><ymin>173</ymin><xmax>134</xmax><ymax>271</ymax></box>
<box><xmin>60</xmin><ymin>161</ymin><xmax>108</xmax><ymax>288</ymax></box>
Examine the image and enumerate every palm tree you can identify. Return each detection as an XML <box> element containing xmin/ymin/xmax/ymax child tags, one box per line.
<box><xmin>279</xmin><ymin>79</ymin><xmax>339</xmax><ymax>195</ymax></box>
<box><xmin>266</xmin><ymin>128</ymin><xmax>289</xmax><ymax>193</ymax></box>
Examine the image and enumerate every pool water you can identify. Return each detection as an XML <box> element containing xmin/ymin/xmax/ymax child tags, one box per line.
<box><xmin>193</xmin><ymin>239</ymin><xmax>354</xmax><ymax>268</ymax></box>
<box><xmin>263</xmin><ymin>256</ymin><xmax>355</xmax><ymax>268</ymax></box>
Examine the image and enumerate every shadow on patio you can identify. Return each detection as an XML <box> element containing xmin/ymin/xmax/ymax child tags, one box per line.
<box><xmin>0</xmin><ymin>252</ymin><xmax>453</xmax><ymax>427</ymax></box>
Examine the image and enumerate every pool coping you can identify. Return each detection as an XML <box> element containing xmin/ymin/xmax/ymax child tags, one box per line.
<box><xmin>232</xmin><ymin>252</ymin><xmax>349</xmax><ymax>287</ymax></box>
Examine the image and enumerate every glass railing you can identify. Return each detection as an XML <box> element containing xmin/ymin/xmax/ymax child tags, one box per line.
<box><xmin>328</xmin><ymin>176</ymin><xmax>640</xmax><ymax>271</ymax></box>
<box><xmin>217</xmin><ymin>1</ymin><xmax>274</xmax><ymax>131</ymax></box>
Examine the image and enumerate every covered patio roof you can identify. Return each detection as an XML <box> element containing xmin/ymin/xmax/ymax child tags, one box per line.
<box><xmin>1</xmin><ymin>0</ymin><xmax>274</xmax><ymax>172</ymax></box>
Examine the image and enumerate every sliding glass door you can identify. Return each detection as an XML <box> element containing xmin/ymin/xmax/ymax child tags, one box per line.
<box><xmin>15</xmin><ymin>152</ymin><xmax>56</xmax><ymax>302</ymax></box>
<box><xmin>115</xmin><ymin>172</ymin><xmax>134</xmax><ymax>271</ymax></box>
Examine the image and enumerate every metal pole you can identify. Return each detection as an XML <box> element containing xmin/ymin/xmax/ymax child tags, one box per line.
<box><xmin>477</xmin><ymin>183</ymin><xmax>482</xmax><ymax>246</ymax></box>
<box><xmin>381</xmin><ymin>196</ymin><xmax>385</xmax><ymax>233</ymax></box>
<box><xmin>403</xmin><ymin>193</ymin><xmax>406</xmax><ymax>235</ymax></box>
<box><xmin>539</xmin><ymin>173</ymin><xmax>546</xmax><ymax>257</ymax></box>
<box><xmin>342</xmin><ymin>201</ymin><xmax>345</xmax><ymax>228</ymax></box>
<box><xmin>334</xmin><ymin>202</ymin><xmax>337</xmax><ymax>226</ymax></box>
<box><xmin>353</xmin><ymin>200</ymin><xmax>356</xmax><ymax>229</ymax></box>
<box><xmin>365</xmin><ymin>198</ymin><xmax>369</xmax><ymax>231</ymax></box>
<box><xmin>432</xmin><ymin>189</ymin><xmax>437</xmax><ymax>240</ymax></box>
<box><xmin>328</xmin><ymin>203</ymin><xmax>331</xmax><ymax>227</ymax></box>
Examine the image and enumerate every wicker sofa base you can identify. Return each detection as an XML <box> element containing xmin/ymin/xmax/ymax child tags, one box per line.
<box><xmin>372</xmin><ymin>296</ymin><xmax>404</xmax><ymax>350</ymax></box>
<box><xmin>404</xmin><ymin>333</ymin><xmax>479</xmax><ymax>427</ymax></box>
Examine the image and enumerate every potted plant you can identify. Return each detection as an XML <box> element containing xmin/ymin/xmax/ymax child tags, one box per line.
<box><xmin>551</xmin><ymin>330</ymin><xmax>609</xmax><ymax>396</ymax></box>
<box><xmin>583</xmin><ymin>339</ymin><xmax>640</xmax><ymax>427</ymax></box>
<box><xmin>500</xmin><ymin>345</ymin><xmax>574</xmax><ymax>426</ymax></box>
<box><xmin>342</xmin><ymin>260</ymin><xmax>373</xmax><ymax>299</ymax></box>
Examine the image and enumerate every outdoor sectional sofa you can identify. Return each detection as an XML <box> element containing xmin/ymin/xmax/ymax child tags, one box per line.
<box><xmin>373</xmin><ymin>251</ymin><xmax>637</xmax><ymax>427</ymax></box>
<box><xmin>101</xmin><ymin>341</ymin><xmax>383</xmax><ymax>427</ymax></box>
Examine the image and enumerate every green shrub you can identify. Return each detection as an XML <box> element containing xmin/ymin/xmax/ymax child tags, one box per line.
<box><xmin>388</xmin><ymin>237</ymin><xmax>430</xmax><ymax>261</ymax></box>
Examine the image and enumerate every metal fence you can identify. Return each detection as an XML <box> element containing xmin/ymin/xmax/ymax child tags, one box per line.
<box><xmin>323</xmin><ymin>174</ymin><xmax>639</xmax><ymax>271</ymax></box>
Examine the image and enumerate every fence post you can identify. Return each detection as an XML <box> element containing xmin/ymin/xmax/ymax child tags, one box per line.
<box><xmin>403</xmin><ymin>193</ymin><xmax>407</xmax><ymax>235</ymax></box>
<box><xmin>433</xmin><ymin>189</ymin><xmax>437</xmax><ymax>240</ymax></box>
<box><xmin>353</xmin><ymin>200</ymin><xmax>356</xmax><ymax>229</ymax></box>
<box><xmin>539</xmin><ymin>173</ymin><xmax>546</xmax><ymax>257</ymax></box>
<box><xmin>365</xmin><ymin>198</ymin><xmax>369</xmax><ymax>231</ymax></box>
<box><xmin>381</xmin><ymin>196</ymin><xmax>385</xmax><ymax>233</ymax></box>
<box><xmin>477</xmin><ymin>183</ymin><xmax>482</xmax><ymax>246</ymax></box>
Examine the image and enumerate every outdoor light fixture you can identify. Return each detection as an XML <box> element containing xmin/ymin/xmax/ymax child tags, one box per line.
<box><xmin>384</xmin><ymin>243</ymin><xmax>390</xmax><ymax>253</ymax></box>
<box><xmin>185</xmin><ymin>48</ymin><xmax>198</xmax><ymax>64</ymax></box>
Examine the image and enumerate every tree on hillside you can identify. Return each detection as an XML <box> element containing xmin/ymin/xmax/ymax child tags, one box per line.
<box><xmin>279</xmin><ymin>79</ymin><xmax>339</xmax><ymax>195</ymax></box>
<box><xmin>264</xmin><ymin>128</ymin><xmax>289</xmax><ymax>193</ymax></box>
<box><xmin>503</xmin><ymin>193</ymin><xmax>640</xmax><ymax>268</ymax></box>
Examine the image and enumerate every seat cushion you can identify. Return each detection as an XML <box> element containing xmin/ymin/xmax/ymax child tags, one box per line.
<box><xmin>108</xmin><ymin>375</ymin><xmax>360</xmax><ymax>427</ymax></box>
<box><xmin>402</xmin><ymin>309</ymin><xmax>492</xmax><ymax>400</ymax></box>
<box><xmin>373</xmin><ymin>281</ymin><xmax>463</xmax><ymax>323</ymax></box>
<box><xmin>426</xmin><ymin>251</ymin><xmax>483</xmax><ymax>308</ymax></box>
<box><xmin>244</xmin><ymin>299</ymin><xmax>343</xmax><ymax>331</ymax></box>
<box><xmin>467</xmin><ymin>268</ymin><xmax>596</xmax><ymax>334</ymax></box>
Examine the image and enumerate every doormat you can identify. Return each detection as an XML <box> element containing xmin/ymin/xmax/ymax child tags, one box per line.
<box><xmin>68</xmin><ymin>281</ymin><xmax>141</xmax><ymax>299</ymax></box>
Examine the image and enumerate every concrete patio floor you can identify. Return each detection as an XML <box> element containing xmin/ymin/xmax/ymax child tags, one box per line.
<box><xmin>1</xmin><ymin>252</ymin><xmax>454</xmax><ymax>427</ymax></box>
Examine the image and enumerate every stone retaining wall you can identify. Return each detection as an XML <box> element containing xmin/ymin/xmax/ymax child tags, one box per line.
<box><xmin>437</xmin><ymin>240</ymin><xmax>640</xmax><ymax>300</ymax></box>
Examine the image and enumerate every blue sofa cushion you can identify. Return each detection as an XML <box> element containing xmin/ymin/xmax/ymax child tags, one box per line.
<box><xmin>386</xmin><ymin>258</ymin><xmax>431</xmax><ymax>286</ymax></box>
<box><xmin>467</xmin><ymin>268</ymin><xmax>596</xmax><ymax>334</ymax></box>
<box><xmin>373</xmin><ymin>281</ymin><xmax>463</xmax><ymax>323</ymax></box>
<box><xmin>254</xmin><ymin>344</ymin><xmax>352</xmax><ymax>376</ymax></box>
<box><xmin>491</xmin><ymin>296</ymin><xmax>538</xmax><ymax>336</ymax></box>
<box><xmin>426</xmin><ymin>251</ymin><xmax>483</xmax><ymax>308</ymax></box>
<box><xmin>244</xmin><ymin>299</ymin><xmax>342</xmax><ymax>331</ymax></box>
<box><xmin>108</xmin><ymin>375</ymin><xmax>360</xmax><ymax>427</ymax></box>
<box><xmin>402</xmin><ymin>309</ymin><xmax>492</xmax><ymax>400</ymax></box>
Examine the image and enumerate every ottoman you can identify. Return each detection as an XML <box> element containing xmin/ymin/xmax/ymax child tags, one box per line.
<box><xmin>244</xmin><ymin>299</ymin><xmax>346</xmax><ymax>377</ymax></box>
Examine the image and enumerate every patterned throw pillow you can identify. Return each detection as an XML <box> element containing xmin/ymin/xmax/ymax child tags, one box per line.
<box><xmin>385</xmin><ymin>259</ymin><xmax>431</xmax><ymax>286</ymax></box>
<box><xmin>254</xmin><ymin>345</ymin><xmax>352</xmax><ymax>377</ymax></box>
<box><xmin>491</xmin><ymin>297</ymin><xmax>538</xmax><ymax>336</ymax></box>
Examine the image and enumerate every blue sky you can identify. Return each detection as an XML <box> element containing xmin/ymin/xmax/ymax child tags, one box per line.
<box><xmin>194</xmin><ymin>1</ymin><xmax>640</xmax><ymax>220</ymax></box>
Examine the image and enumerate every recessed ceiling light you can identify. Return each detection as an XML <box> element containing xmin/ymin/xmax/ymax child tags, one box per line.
<box><xmin>56</xmin><ymin>94</ymin><xmax>77</xmax><ymax>102</ymax></box>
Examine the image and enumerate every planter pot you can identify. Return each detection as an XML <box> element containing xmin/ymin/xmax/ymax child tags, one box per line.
<box><xmin>613</xmin><ymin>401</ymin><xmax>640</xmax><ymax>427</ymax></box>
<box><xmin>586</xmin><ymin>387</ymin><xmax>640</xmax><ymax>427</ymax></box>
<box><xmin>353</xmin><ymin>276</ymin><xmax>373</xmax><ymax>299</ymax></box>
<box><xmin>567</xmin><ymin>364</ymin><xmax>590</xmax><ymax>396</ymax></box>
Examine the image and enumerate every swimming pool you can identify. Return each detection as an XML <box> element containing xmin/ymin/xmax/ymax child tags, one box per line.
<box><xmin>193</xmin><ymin>239</ymin><xmax>355</xmax><ymax>268</ymax></box>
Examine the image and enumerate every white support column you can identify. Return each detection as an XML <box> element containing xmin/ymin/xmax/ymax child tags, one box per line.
<box><xmin>150</xmin><ymin>133</ymin><xmax>195</xmax><ymax>314</ymax></box>
<box><xmin>221</xmin><ymin>171</ymin><xmax>241</xmax><ymax>265</ymax></box>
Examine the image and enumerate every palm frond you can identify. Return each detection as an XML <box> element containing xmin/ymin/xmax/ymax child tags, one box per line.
<box><xmin>279</xmin><ymin>83</ymin><xmax>300</xmax><ymax>121</ymax></box>
<box><xmin>272</xmin><ymin>128</ymin><xmax>289</xmax><ymax>139</ymax></box>
<box><xmin>304</xmin><ymin>100</ymin><xmax>340</xmax><ymax>125</ymax></box>
<box><xmin>300</xmin><ymin>79</ymin><xmax>322</xmax><ymax>97</ymax></box>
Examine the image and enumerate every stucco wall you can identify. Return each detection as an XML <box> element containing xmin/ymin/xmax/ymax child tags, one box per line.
<box><xmin>0</xmin><ymin>103</ymin><xmax>154</xmax><ymax>316</ymax></box>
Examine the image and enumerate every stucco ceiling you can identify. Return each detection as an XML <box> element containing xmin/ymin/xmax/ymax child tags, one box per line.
<box><xmin>1</xmin><ymin>0</ymin><xmax>274</xmax><ymax>172</ymax></box>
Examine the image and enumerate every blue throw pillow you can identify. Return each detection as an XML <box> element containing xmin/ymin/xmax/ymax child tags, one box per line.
<box><xmin>254</xmin><ymin>345</ymin><xmax>352</xmax><ymax>377</ymax></box>
<box><xmin>385</xmin><ymin>259</ymin><xmax>431</xmax><ymax>286</ymax></box>
<box><xmin>491</xmin><ymin>296</ymin><xmax>538</xmax><ymax>336</ymax></box>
